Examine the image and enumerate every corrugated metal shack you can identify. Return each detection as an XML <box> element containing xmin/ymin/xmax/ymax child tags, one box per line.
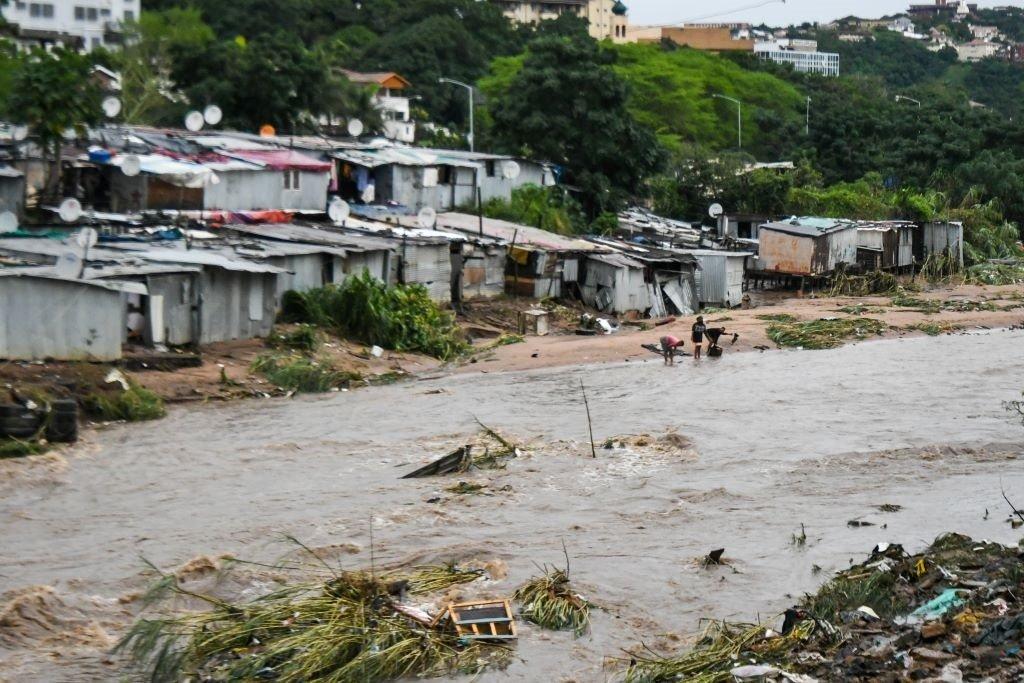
<box><xmin>430</xmin><ymin>212</ymin><xmax>604</xmax><ymax>300</ymax></box>
<box><xmin>757</xmin><ymin>217</ymin><xmax>858</xmax><ymax>277</ymax></box>
<box><xmin>617</xmin><ymin>208</ymin><xmax>704</xmax><ymax>248</ymax></box>
<box><xmin>855</xmin><ymin>221</ymin><xmax>915</xmax><ymax>271</ymax></box>
<box><xmin>676</xmin><ymin>249</ymin><xmax>751</xmax><ymax>309</ymax></box>
<box><xmin>580</xmin><ymin>253</ymin><xmax>650</xmax><ymax>315</ymax></box>
<box><xmin>221</xmin><ymin>222</ymin><xmax>394</xmax><ymax>286</ymax></box>
<box><xmin>587</xmin><ymin>236</ymin><xmax>701</xmax><ymax>316</ymax></box>
<box><xmin>918</xmin><ymin>221</ymin><xmax>965</xmax><ymax>267</ymax></box>
<box><xmin>0</xmin><ymin>166</ymin><xmax>25</xmax><ymax>220</ymax></box>
<box><xmin>0</xmin><ymin>272</ymin><xmax>127</xmax><ymax>361</ymax></box>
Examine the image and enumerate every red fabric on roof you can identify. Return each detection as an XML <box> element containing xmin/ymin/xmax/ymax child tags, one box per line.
<box><xmin>227</xmin><ymin>149</ymin><xmax>331</xmax><ymax>172</ymax></box>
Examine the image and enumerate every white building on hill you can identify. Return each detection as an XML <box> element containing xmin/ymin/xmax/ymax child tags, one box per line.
<box><xmin>754</xmin><ymin>40</ymin><xmax>840</xmax><ymax>77</ymax></box>
<box><xmin>1</xmin><ymin>0</ymin><xmax>138</xmax><ymax>51</ymax></box>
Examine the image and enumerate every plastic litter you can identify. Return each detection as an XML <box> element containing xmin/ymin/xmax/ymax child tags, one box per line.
<box><xmin>902</xmin><ymin>588</ymin><xmax>965</xmax><ymax>624</ymax></box>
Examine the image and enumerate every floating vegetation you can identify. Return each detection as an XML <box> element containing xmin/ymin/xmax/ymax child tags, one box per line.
<box><xmin>118</xmin><ymin>561</ymin><xmax>502</xmax><ymax>683</ymax></box>
<box><xmin>514</xmin><ymin>568</ymin><xmax>591</xmax><ymax>636</ymax></box>
<box><xmin>84</xmin><ymin>383</ymin><xmax>165</xmax><ymax>422</ymax></box>
<box><xmin>755</xmin><ymin>313</ymin><xmax>797</xmax><ymax>323</ymax></box>
<box><xmin>907</xmin><ymin>321</ymin><xmax>963</xmax><ymax>336</ymax></box>
<box><xmin>251</xmin><ymin>353</ymin><xmax>360</xmax><ymax>393</ymax></box>
<box><xmin>766</xmin><ymin>318</ymin><xmax>887</xmax><ymax>350</ymax></box>
<box><xmin>445</xmin><ymin>481</ymin><xmax>488</xmax><ymax>495</ymax></box>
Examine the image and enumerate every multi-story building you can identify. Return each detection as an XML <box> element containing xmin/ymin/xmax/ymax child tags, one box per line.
<box><xmin>754</xmin><ymin>40</ymin><xmax>840</xmax><ymax>77</ymax></box>
<box><xmin>629</xmin><ymin>24</ymin><xmax>755</xmax><ymax>51</ymax></box>
<box><xmin>1</xmin><ymin>0</ymin><xmax>139</xmax><ymax>51</ymax></box>
<box><xmin>491</xmin><ymin>0</ymin><xmax>630</xmax><ymax>42</ymax></box>
<box><xmin>340</xmin><ymin>71</ymin><xmax>416</xmax><ymax>144</ymax></box>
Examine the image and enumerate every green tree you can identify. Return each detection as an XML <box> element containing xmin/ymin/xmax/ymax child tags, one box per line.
<box><xmin>3</xmin><ymin>48</ymin><xmax>101</xmax><ymax>197</ymax></box>
<box><xmin>486</xmin><ymin>35</ymin><xmax>664</xmax><ymax>216</ymax></box>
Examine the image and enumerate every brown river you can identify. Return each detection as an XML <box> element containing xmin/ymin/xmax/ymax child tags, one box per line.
<box><xmin>2</xmin><ymin>330</ymin><xmax>1023</xmax><ymax>682</ymax></box>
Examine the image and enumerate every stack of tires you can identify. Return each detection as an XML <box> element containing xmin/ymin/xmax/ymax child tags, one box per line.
<box><xmin>0</xmin><ymin>404</ymin><xmax>41</xmax><ymax>439</ymax></box>
<box><xmin>46</xmin><ymin>400</ymin><xmax>79</xmax><ymax>443</ymax></box>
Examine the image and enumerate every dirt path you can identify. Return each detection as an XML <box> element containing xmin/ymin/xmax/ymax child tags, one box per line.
<box><xmin>464</xmin><ymin>284</ymin><xmax>1024</xmax><ymax>374</ymax></box>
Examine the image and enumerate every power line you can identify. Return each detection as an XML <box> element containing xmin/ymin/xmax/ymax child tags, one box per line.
<box><xmin>646</xmin><ymin>0</ymin><xmax>787</xmax><ymax>29</ymax></box>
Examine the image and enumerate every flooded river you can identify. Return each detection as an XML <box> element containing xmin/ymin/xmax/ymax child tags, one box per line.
<box><xmin>2</xmin><ymin>330</ymin><xmax>1024</xmax><ymax>681</ymax></box>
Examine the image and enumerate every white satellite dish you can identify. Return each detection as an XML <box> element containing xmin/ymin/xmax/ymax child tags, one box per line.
<box><xmin>327</xmin><ymin>197</ymin><xmax>350</xmax><ymax>224</ymax></box>
<box><xmin>102</xmin><ymin>96</ymin><xmax>122</xmax><ymax>119</ymax></box>
<box><xmin>53</xmin><ymin>250</ymin><xmax>83</xmax><ymax>278</ymax></box>
<box><xmin>203</xmin><ymin>104</ymin><xmax>223</xmax><ymax>126</ymax></box>
<box><xmin>417</xmin><ymin>206</ymin><xmax>437</xmax><ymax>229</ymax></box>
<box><xmin>184</xmin><ymin>110</ymin><xmax>205</xmax><ymax>132</ymax></box>
<box><xmin>11</xmin><ymin>125</ymin><xmax>28</xmax><ymax>141</ymax></box>
<box><xmin>58</xmin><ymin>198</ymin><xmax>83</xmax><ymax>223</ymax></box>
<box><xmin>75</xmin><ymin>227</ymin><xmax>99</xmax><ymax>250</ymax></box>
<box><xmin>347</xmin><ymin>118</ymin><xmax>364</xmax><ymax>138</ymax></box>
<box><xmin>708</xmin><ymin>203</ymin><xmax>724</xmax><ymax>219</ymax></box>
<box><xmin>0</xmin><ymin>211</ymin><xmax>17</xmax><ymax>234</ymax></box>
<box><xmin>502</xmin><ymin>161</ymin><xmax>521</xmax><ymax>180</ymax></box>
<box><xmin>121</xmin><ymin>154</ymin><xmax>142</xmax><ymax>177</ymax></box>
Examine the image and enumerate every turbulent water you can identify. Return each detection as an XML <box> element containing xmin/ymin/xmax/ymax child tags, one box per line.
<box><xmin>2</xmin><ymin>330</ymin><xmax>1024</xmax><ymax>681</ymax></box>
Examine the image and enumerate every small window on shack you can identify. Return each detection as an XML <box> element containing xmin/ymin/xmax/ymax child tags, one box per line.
<box><xmin>437</xmin><ymin>166</ymin><xmax>453</xmax><ymax>185</ymax></box>
<box><xmin>485</xmin><ymin>160</ymin><xmax>496</xmax><ymax>177</ymax></box>
<box><xmin>283</xmin><ymin>170</ymin><xmax>301</xmax><ymax>191</ymax></box>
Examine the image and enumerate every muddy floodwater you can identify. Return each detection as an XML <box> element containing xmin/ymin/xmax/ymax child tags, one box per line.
<box><xmin>3</xmin><ymin>330</ymin><xmax>1024</xmax><ymax>681</ymax></box>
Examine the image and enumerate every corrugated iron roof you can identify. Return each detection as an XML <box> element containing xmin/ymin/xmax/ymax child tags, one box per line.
<box><xmin>434</xmin><ymin>212</ymin><xmax>604</xmax><ymax>253</ymax></box>
<box><xmin>761</xmin><ymin>217</ymin><xmax>857</xmax><ymax>237</ymax></box>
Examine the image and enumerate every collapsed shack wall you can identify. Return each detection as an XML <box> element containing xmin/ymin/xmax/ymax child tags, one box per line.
<box><xmin>0</xmin><ymin>277</ymin><xmax>124</xmax><ymax>361</ymax></box>
<box><xmin>457</xmin><ymin>241</ymin><xmax>507</xmax><ymax>301</ymax></box>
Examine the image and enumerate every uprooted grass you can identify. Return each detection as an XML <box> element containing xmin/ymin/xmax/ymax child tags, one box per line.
<box><xmin>118</xmin><ymin>559</ymin><xmax>501</xmax><ymax>683</ymax></box>
<box><xmin>267</xmin><ymin>324</ymin><xmax>321</xmax><ymax>353</ymax></box>
<box><xmin>767</xmin><ymin>318</ymin><xmax>887</xmax><ymax>350</ymax></box>
<box><xmin>514</xmin><ymin>568</ymin><xmax>591</xmax><ymax>637</ymax></box>
<box><xmin>755</xmin><ymin>313</ymin><xmax>797</xmax><ymax>323</ymax></box>
<box><xmin>622</xmin><ymin>618</ymin><xmax>822</xmax><ymax>683</ymax></box>
<box><xmin>251</xmin><ymin>353</ymin><xmax>361</xmax><ymax>393</ymax></box>
<box><xmin>280</xmin><ymin>273</ymin><xmax>467</xmax><ymax>361</ymax></box>
<box><xmin>965</xmin><ymin>261</ymin><xmax>1024</xmax><ymax>286</ymax></box>
<box><xmin>0</xmin><ymin>438</ymin><xmax>49</xmax><ymax>459</ymax></box>
<box><xmin>907</xmin><ymin>321</ymin><xmax>963</xmax><ymax>336</ymax></box>
<box><xmin>83</xmin><ymin>383</ymin><xmax>165</xmax><ymax>422</ymax></box>
<box><xmin>828</xmin><ymin>269</ymin><xmax>899</xmax><ymax>297</ymax></box>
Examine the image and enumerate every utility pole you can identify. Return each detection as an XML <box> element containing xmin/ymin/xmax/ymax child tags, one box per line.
<box><xmin>439</xmin><ymin>77</ymin><xmax>475</xmax><ymax>152</ymax></box>
<box><xmin>805</xmin><ymin>96</ymin><xmax>811</xmax><ymax>136</ymax></box>
<box><xmin>712</xmin><ymin>93</ymin><xmax>742</xmax><ymax>150</ymax></box>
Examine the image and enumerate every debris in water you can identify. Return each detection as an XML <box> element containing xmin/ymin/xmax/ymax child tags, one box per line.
<box><xmin>878</xmin><ymin>504</ymin><xmax>902</xmax><ymax>513</ymax></box>
<box><xmin>514</xmin><ymin>567</ymin><xmax>591</xmax><ymax>637</ymax></box>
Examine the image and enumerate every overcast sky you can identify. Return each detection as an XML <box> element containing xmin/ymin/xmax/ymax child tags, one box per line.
<box><xmin>628</xmin><ymin>0</ymin><xmax>1024</xmax><ymax>26</ymax></box>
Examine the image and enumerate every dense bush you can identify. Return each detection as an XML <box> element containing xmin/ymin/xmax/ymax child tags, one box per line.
<box><xmin>280</xmin><ymin>273</ymin><xmax>466</xmax><ymax>360</ymax></box>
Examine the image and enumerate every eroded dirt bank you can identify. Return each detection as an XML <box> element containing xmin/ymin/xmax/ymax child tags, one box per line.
<box><xmin>1</xmin><ymin>329</ymin><xmax>1023</xmax><ymax>681</ymax></box>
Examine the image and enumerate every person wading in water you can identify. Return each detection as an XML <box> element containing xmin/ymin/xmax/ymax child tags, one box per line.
<box><xmin>691</xmin><ymin>316</ymin><xmax>707</xmax><ymax>360</ymax></box>
<box><xmin>659</xmin><ymin>334</ymin><xmax>683</xmax><ymax>366</ymax></box>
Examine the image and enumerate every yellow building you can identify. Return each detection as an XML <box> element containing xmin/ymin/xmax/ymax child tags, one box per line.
<box><xmin>492</xmin><ymin>0</ymin><xmax>630</xmax><ymax>42</ymax></box>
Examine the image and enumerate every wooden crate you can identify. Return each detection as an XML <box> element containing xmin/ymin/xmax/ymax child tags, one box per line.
<box><xmin>445</xmin><ymin>599</ymin><xmax>517</xmax><ymax>641</ymax></box>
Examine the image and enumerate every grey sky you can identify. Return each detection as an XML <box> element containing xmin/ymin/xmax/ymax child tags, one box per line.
<box><xmin>628</xmin><ymin>0</ymin><xmax>1024</xmax><ymax>27</ymax></box>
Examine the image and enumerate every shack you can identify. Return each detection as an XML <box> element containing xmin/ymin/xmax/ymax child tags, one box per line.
<box><xmin>918</xmin><ymin>221</ymin><xmax>965</xmax><ymax>267</ymax></box>
<box><xmin>587</xmin><ymin>236</ymin><xmax>701</xmax><ymax>316</ymax></box>
<box><xmin>0</xmin><ymin>166</ymin><xmax>25</xmax><ymax>220</ymax></box>
<box><xmin>855</xmin><ymin>221</ymin><xmax>915</xmax><ymax>271</ymax></box>
<box><xmin>677</xmin><ymin>249</ymin><xmax>751</xmax><ymax>309</ymax></box>
<box><xmin>757</xmin><ymin>217</ymin><xmax>858</xmax><ymax>277</ymax></box>
<box><xmin>0</xmin><ymin>272</ymin><xmax>129</xmax><ymax>361</ymax></box>
<box><xmin>580</xmin><ymin>253</ymin><xmax>650</xmax><ymax>315</ymax></box>
<box><xmin>430</xmin><ymin>212</ymin><xmax>604</xmax><ymax>299</ymax></box>
<box><xmin>222</xmin><ymin>222</ymin><xmax>394</xmax><ymax>286</ymax></box>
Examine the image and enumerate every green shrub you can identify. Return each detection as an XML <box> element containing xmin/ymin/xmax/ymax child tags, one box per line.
<box><xmin>0</xmin><ymin>438</ymin><xmax>48</xmax><ymax>459</ymax></box>
<box><xmin>84</xmin><ymin>384</ymin><xmax>165</xmax><ymax>422</ymax></box>
<box><xmin>251</xmin><ymin>353</ymin><xmax>360</xmax><ymax>393</ymax></box>
<box><xmin>267</xmin><ymin>324</ymin><xmax>320</xmax><ymax>352</ymax></box>
<box><xmin>281</xmin><ymin>274</ymin><xmax>467</xmax><ymax>360</ymax></box>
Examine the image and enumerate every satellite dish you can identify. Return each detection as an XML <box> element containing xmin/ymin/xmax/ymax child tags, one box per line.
<box><xmin>184</xmin><ymin>110</ymin><xmax>205</xmax><ymax>132</ymax></box>
<box><xmin>58</xmin><ymin>198</ymin><xmax>83</xmax><ymax>223</ymax></box>
<box><xmin>75</xmin><ymin>227</ymin><xmax>99</xmax><ymax>250</ymax></box>
<box><xmin>207</xmin><ymin>173</ymin><xmax>221</xmax><ymax>186</ymax></box>
<box><xmin>502</xmin><ymin>161</ymin><xmax>521</xmax><ymax>180</ymax></box>
<box><xmin>417</xmin><ymin>206</ymin><xmax>437</xmax><ymax>229</ymax></box>
<box><xmin>102</xmin><ymin>96</ymin><xmax>122</xmax><ymax>119</ymax></box>
<box><xmin>327</xmin><ymin>197</ymin><xmax>350</xmax><ymax>224</ymax></box>
<box><xmin>11</xmin><ymin>125</ymin><xmax>28</xmax><ymax>141</ymax></box>
<box><xmin>708</xmin><ymin>203</ymin><xmax>724</xmax><ymax>219</ymax></box>
<box><xmin>0</xmin><ymin>211</ymin><xmax>17</xmax><ymax>234</ymax></box>
<box><xmin>203</xmin><ymin>104</ymin><xmax>223</xmax><ymax>126</ymax></box>
<box><xmin>121</xmin><ymin>154</ymin><xmax>142</xmax><ymax>177</ymax></box>
<box><xmin>347</xmin><ymin>118</ymin><xmax>364</xmax><ymax>138</ymax></box>
<box><xmin>53</xmin><ymin>250</ymin><xmax>83</xmax><ymax>278</ymax></box>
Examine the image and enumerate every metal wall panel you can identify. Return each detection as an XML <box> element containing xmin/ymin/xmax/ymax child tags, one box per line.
<box><xmin>0</xmin><ymin>278</ymin><xmax>123</xmax><ymax>360</ymax></box>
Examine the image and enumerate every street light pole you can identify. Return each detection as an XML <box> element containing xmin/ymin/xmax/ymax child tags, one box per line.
<box><xmin>806</xmin><ymin>96</ymin><xmax>811</xmax><ymax>136</ymax></box>
<box><xmin>895</xmin><ymin>95</ymin><xmax>922</xmax><ymax>108</ymax></box>
<box><xmin>439</xmin><ymin>77</ymin><xmax>474</xmax><ymax>152</ymax></box>
<box><xmin>712</xmin><ymin>93</ymin><xmax>742</xmax><ymax>150</ymax></box>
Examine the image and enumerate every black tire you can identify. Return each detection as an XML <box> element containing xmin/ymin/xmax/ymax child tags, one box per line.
<box><xmin>1</xmin><ymin>414</ymin><xmax>41</xmax><ymax>438</ymax></box>
<box><xmin>0</xmin><ymin>404</ymin><xmax>22</xmax><ymax>418</ymax></box>
<box><xmin>51</xmin><ymin>400</ymin><xmax>78</xmax><ymax>415</ymax></box>
<box><xmin>46</xmin><ymin>417</ymin><xmax>78</xmax><ymax>443</ymax></box>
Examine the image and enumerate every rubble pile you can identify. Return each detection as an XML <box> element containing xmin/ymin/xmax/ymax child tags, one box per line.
<box><xmin>626</xmin><ymin>533</ymin><xmax>1024</xmax><ymax>682</ymax></box>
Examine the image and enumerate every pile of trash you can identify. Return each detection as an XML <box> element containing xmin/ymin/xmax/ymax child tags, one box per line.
<box><xmin>625</xmin><ymin>533</ymin><xmax>1024</xmax><ymax>682</ymax></box>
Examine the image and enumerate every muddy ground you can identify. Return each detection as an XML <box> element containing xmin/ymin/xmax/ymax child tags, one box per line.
<box><xmin>1</xmin><ymin>326</ymin><xmax>1023</xmax><ymax>682</ymax></box>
